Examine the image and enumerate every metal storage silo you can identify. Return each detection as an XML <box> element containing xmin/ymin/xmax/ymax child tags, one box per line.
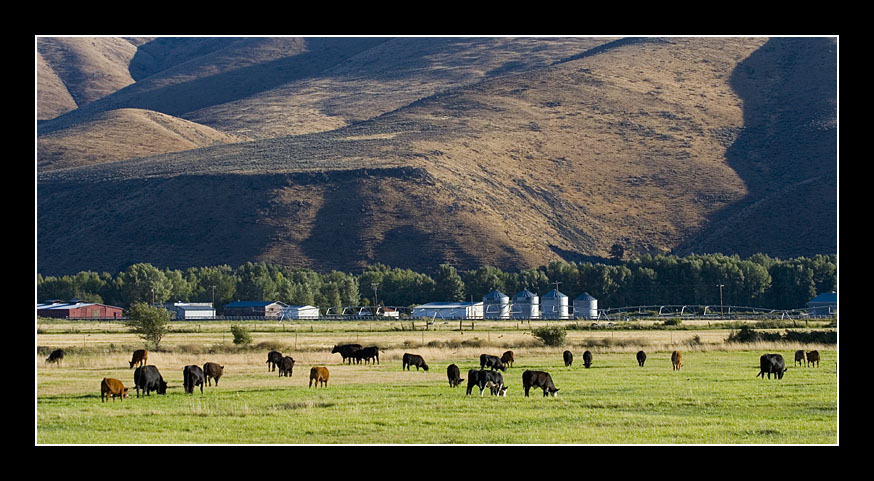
<box><xmin>512</xmin><ymin>289</ymin><xmax>540</xmax><ymax>319</ymax></box>
<box><xmin>541</xmin><ymin>289</ymin><xmax>569</xmax><ymax>319</ymax></box>
<box><xmin>483</xmin><ymin>289</ymin><xmax>510</xmax><ymax>319</ymax></box>
<box><xmin>573</xmin><ymin>292</ymin><xmax>598</xmax><ymax>320</ymax></box>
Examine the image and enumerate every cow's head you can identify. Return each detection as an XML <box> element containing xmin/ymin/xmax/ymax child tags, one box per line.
<box><xmin>422</xmin><ymin>363</ymin><xmax>429</xmax><ymax>371</ymax></box>
<box><xmin>158</xmin><ymin>379</ymin><xmax>168</xmax><ymax>395</ymax></box>
<box><xmin>122</xmin><ymin>388</ymin><xmax>129</xmax><ymax>398</ymax></box>
<box><xmin>548</xmin><ymin>387</ymin><xmax>559</xmax><ymax>397</ymax></box>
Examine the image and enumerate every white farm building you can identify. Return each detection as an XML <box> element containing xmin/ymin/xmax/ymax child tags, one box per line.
<box><xmin>280</xmin><ymin>305</ymin><xmax>320</xmax><ymax>320</ymax></box>
<box><xmin>412</xmin><ymin>301</ymin><xmax>484</xmax><ymax>320</ymax></box>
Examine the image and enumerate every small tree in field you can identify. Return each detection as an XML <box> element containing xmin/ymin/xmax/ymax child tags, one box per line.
<box><xmin>125</xmin><ymin>302</ymin><xmax>171</xmax><ymax>350</ymax></box>
<box><xmin>230</xmin><ymin>325</ymin><xmax>253</xmax><ymax>345</ymax></box>
<box><xmin>531</xmin><ymin>325</ymin><xmax>567</xmax><ymax>347</ymax></box>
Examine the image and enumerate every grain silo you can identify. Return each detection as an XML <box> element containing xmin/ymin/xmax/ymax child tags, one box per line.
<box><xmin>512</xmin><ymin>289</ymin><xmax>540</xmax><ymax>319</ymax></box>
<box><xmin>541</xmin><ymin>289</ymin><xmax>569</xmax><ymax>319</ymax></box>
<box><xmin>483</xmin><ymin>289</ymin><xmax>510</xmax><ymax>319</ymax></box>
<box><xmin>573</xmin><ymin>292</ymin><xmax>598</xmax><ymax>320</ymax></box>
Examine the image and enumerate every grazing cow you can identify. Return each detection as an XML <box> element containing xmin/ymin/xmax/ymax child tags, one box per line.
<box><xmin>671</xmin><ymin>350</ymin><xmax>683</xmax><ymax>371</ymax></box>
<box><xmin>331</xmin><ymin>344</ymin><xmax>362</xmax><ymax>364</ymax></box>
<box><xmin>522</xmin><ymin>370</ymin><xmax>559</xmax><ymax>397</ymax></box>
<box><xmin>794</xmin><ymin>350</ymin><xmax>806</xmax><ymax>367</ymax></box>
<box><xmin>446</xmin><ymin>364</ymin><xmax>464</xmax><ymax>387</ymax></box>
<box><xmin>636</xmin><ymin>350</ymin><xmax>647</xmax><ymax>367</ymax></box>
<box><xmin>466</xmin><ymin>369</ymin><xmax>507</xmax><ymax>396</ymax></box>
<box><xmin>129</xmin><ymin>349</ymin><xmax>148</xmax><ymax>369</ymax></box>
<box><xmin>402</xmin><ymin>353</ymin><xmax>429</xmax><ymax>371</ymax></box>
<box><xmin>100</xmin><ymin>377</ymin><xmax>128</xmax><ymax>402</ymax></box>
<box><xmin>183</xmin><ymin>365</ymin><xmax>205</xmax><ymax>394</ymax></box>
<box><xmin>583</xmin><ymin>350</ymin><xmax>593</xmax><ymax>369</ymax></box>
<box><xmin>563</xmin><ymin>350</ymin><xmax>573</xmax><ymax>367</ymax></box>
<box><xmin>806</xmin><ymin>350</ymin><xmax>821</xmax><ymax>368</ymax></box>
<box><xmin>501</xmin><ymin>350</ymin><xmax>515</xmax><ymax>368</ymax></box>
<box><xmin>45</xmin><ymin>349</ymin><xmax>65</xmax><ymax>367</ymax></box>
<box><xmin>480</xmin><ymin>354</ymin><xmax>506</xmax><ymax>372</ymax></box>
<box><xmin>355</xmin><ymin>346</ymin><xmax>380</xmax><ymax>365</ymax></box>
<box><xmin>266</xmin><ymin>350</ymin><xmax>283</xmax><ymax>372</ymax></box>
<box><xmin>203</xmin><ymin>362</ymin><xmax>224</xmax><ymax>386</ymax></box>
<box><xmin>309</xmin><ymin>366</ymin><xmax>330</xmax><ymax>388</ymax></box>
<box><xmin>134</xmin><ymin>365</ymin><xmax>167</xmax><ymax>397</ymax></box>
<box><xmin>757</xmin><ymin>353</ymin><xmax>788</xmax><ymax>380</ymax></box>
<box><xmin>279</xmin><ymin>356</ymin><xmax>295</xmax><ymax>377</ymax></box>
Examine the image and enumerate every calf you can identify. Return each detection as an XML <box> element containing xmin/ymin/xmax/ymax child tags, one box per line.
<box><xmin>794</xmin><ymin>350</ymin><xmax>805</xmax><ymax>367</ymax></box>
<box><xmin>466</xmin><ymin>369</ymin><xmax>507</xmax><ymax>397</ymax></box>
<box><xmin>129</xmin><ymin>349</ymin><xmax>148</xmax><ymax>369</ymax></box>
<box><xmin>522</xmin><ymin>370</ymin><xmax>559</xmax><ymax>397</ymax></box>
<box><xmin>582</xmin><ymin>350</ymin><xmax>593</xmax><ymax>369</ymax></box>
<box><xmin>331</xmin><ymin>344</ymin><xmax>362</xmax><ymax>364</ymax></box>
<box><xmin>480</xmin><ymin>354</ymin><xmax>506</xmax><ymax>372</ymax></box>
<box><xmin>46</xmin><ymin>349</ymin><xmax>65</xmax><ymax>367</ymax></box>
<box><xmin>402</xmin><ymin>353</ymin><xmax>429</xmax><ymax>371</ymax></box>
<box><xmin>134</xmin><ymin>365</ymin><xmax>167</xmax><ymax>397</ymax></box>
<box><xmin>183</xmin><ymin>365</ymin><xmax>205</xmax><ymax>394</ymax></box>
<box><xmin>203</xmin><ymin>362</ymin><xmax>224</xmax><ymax>386</ymax></box>
<box><xmin>806</xmin><ymin>350</ymin><xmax>821</xmax><ymax>367</ymax></box>
<box><xmin>671</xmin><ymin>350</ymin><xmax>683</xmax><ymax>371</ymax></box>
<box><xmin>100</xmin><ymin>377</ymin><xmax>128</xmax><ymax>402</ymax></box>
<box><xmin>279</xmin><ymin>356</ymin><xmax>295</xmax><ymax>377</ymax></box>
<box><xmin>266</xmin><ymin>350</ymin><xmax>283</xmax><ymax>372</ymax></box>
<box><xmin>563</xmin><ymin>350</ymin><xmax>573</xmax><ymax>367</ymax></box>
<box><xmin>501</xmin><ymin>350</ymin><xmax>515</xmax><ymax>368</ymax></box>
<box><xmin>446</xmin><ymin>364</ymin><xmax>464</xmax><ymax>387</ymax></box>
<box><xmin>309</xmin><ymin>366</ymin><xmax>330</xmax><ymax>388</ymax></box>
<box><xmin>354</xmin><ymin>346</ymin><xmax>380</xmax><ymax>365</ymax></box>
<box><xmin>757</xmin><ymin>353</ymin><xmax>788</xmax><ymax>380</ymax></box>
<box><xmin>636</xmin><ymin>350</ymin><xmax>647</xmax><ymax>367</ymax></box>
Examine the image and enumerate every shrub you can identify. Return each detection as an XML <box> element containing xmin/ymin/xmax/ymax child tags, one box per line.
<box><xmin>531</xmin><ymin>325</ymin><xmax>567</xmax><ymax>346</ymax></box>
<box><xmin>230</xmin><ymin>325</ymin><xmax>253</xmax><ymax>345</ymax></box>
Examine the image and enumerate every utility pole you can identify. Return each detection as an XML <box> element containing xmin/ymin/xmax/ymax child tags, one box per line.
<box><xmin>717</xmin><ymin>284</ymin><xmax>725</xmax><ymax>315</ymax></box>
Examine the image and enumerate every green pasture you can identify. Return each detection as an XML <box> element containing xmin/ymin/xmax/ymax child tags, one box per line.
<box><xmin>36</xmin><ymin>348</ymin><xmax>837</xmax><ymax>444</ymax></box>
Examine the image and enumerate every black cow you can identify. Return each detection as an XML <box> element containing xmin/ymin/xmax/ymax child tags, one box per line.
<box><xmin>402</xmin><ymin>353</ymin><xmax>429</xmax><ymax>371</ymax></box>
<box><xmin>355</xmin><ymin>346</ymin><xmax>380</xmax><ymax>365</ymax></box>
<box><xmin>757</xmin><ymin>353</ymin><xmax>788</xmax><ymax>380</ymax></box>
<box><xmin>203</xmin><ymin>362</ymin><xmax>224</xmax><ymax>386</ymax></box>
<box><xmin>267</xmin><ymin>350</ymin><xmax>283</xmax><ymax>372</ymax></box>
<box><xmin>563</xmin><ymin>350</ymin><xmax>573</xmax><ymax>367</ymax></box>
<box><xmin>582</xmin><ymin>350</ymin><xmax>593</xmax><ymax>369</ymax></box>
<box><xmin>636</xmin><ymin>350</ymin><xmax>646</xmax><ymax>367</ymax></box>
<box><xmin>45</xmin><ymin>349</ymin><xmax>65</xmax><ymax>367</ymax></box>
<box><xmin>522</xmin><ymin>370</ymin><xmax>559</xmax><ymax>397</ymax></box>
<box><xmin>447</xmin><ymin>364</ymin><xmax>464</xmax><ymax>387</ymax></box>
<box><xmin>794</xmin><ymin>350</ymin><xmax>805</xmax><ymax>367</ymax></box>
<box><xmin>134</xmin><ymin>365</ymin><xmax>167</xmax><ymax>397</ymax></box>
<box><xmin>480</xmin><ymin>354</ymin><xmax>506</xmax><ymax>372</ymax></box>
<box><xmin>466</xmin><ymin>369</ymin><xmax>507</xmax><ymax>396</ymax></box>
<box><xmin>183</xmin><ymin>365</ymin><xmax>205</xmax><ymax>394</ymax></box>
<box><xmin>279</xmin><ymin>356</ymin><xmax>295</xmax><ymax>377</ymax></box>
<box><xmin>332</xmin><ymin>344</ymin><xmax>362</xmax><ymax>364</ymax></box>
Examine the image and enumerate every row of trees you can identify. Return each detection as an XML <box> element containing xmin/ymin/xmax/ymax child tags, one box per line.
<box><xmin>37</xmin><ymin>253</ymin><xmax>836</xmax><ymax>312</ymax></box>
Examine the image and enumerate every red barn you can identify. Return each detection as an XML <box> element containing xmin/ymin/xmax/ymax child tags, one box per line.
<box><xmin>37</xmin><ymin>301</ymin><xmax>123</xmax><ymax>319</ymax></box>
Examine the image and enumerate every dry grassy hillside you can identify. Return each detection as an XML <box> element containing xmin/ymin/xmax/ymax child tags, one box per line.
<box><xmin>35</xmin><ymin>36</ymin><xmax>837</xmax><ymax>276</ymax></box>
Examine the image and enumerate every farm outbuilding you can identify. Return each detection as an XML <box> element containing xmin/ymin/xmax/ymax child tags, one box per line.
<box><xmin>280</xmin><ymin>305</ymin><xmax>320</xmax><ymax>320</ymax></box>
<box><xmin>573</xmin><ymin>292</ymin><xmax>598</xmax><ymax>320</ymax></box>
<box><xmin>412</xmin><ymin>301</ymin><xmax>483</xmax><ymax>320</ymax></box>
<box><xmin>165</xmin><ymin>302</ymin><xmax>216</xmax><ymax>320</ymax></box>
<box><xmin>223</xmin><ymin>301</ymin><xmax>287</xmax><ymax>318</ymax></box>
<box><xmin>808</xmin><ymin>291</ymin><xmax>837</xmax><ymax>316</ymax></box>
<box><xmin>483</xmin><ymin>289</ymin><xmax>510</xmax><ymax>319</ymax></box>
<box><xmin>512</xmin><ymin>289</ymin><xmax>540</xmax><ymax>319</ymax></box>
<box><xmin>541</xmin><ymin>289</ymin><xmax>569</xmax><ymax>319</ymax></box>
<box><xmin>37</xmin><ymin>301</ymin><xmax>123</xmax><ymax>319</ymax></box>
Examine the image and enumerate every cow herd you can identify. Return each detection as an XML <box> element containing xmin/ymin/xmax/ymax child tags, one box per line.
<box><xmin>41</xmin><ymin>343</ymin><xmax>825</xmax><ymax>403</ymax></box>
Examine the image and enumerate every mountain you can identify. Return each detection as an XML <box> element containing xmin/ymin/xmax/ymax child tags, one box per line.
<box><xmin>35</xmin><ymin>36</ymin><xmax>838</xmax><ymax>276</ymax></box>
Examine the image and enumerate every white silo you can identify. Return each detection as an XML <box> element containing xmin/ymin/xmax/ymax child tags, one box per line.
<box><xmin>573</xmin><ymin>292</ymin><xmax>598</xmax><ymax>320</ymax></box>
<box><xmin>512</xmin><ymin>289</ymin><xmax>540</xmax><ymax>319</ymax></box>
<box><xmin>541</xmin><ymin>289</ymin><xmax>569</xmax><ymax>319</ymax></box>
<box><xmin>483</xmin><ymin>289</ymin><xmax>510</xmax><ymax>319</ymax></box>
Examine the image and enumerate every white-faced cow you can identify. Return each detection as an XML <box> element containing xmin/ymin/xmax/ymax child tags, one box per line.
<box><xmin>480</xmin><ymin>354</ymin><xmax>506</xmax><ymax>372</ymax></box>
<box><xmin>279</xmin><ymin>356</ymin><xmax>295</xmax><ymax>377</ymax></box>
<box><xmin>466</xmin><ymin>369</ymin><xmax>507</xmax><ymax>396</ymax></box>
<box><xmin>129</xmin><ymin>349</ymin><xmax>148</xmax><ymax>369</ymax></box>
<box><xmin>563</xmin><ymin>350</ymin><xmax>573</xmax><ymax>367</ymax></box>
<box><xmin>757</xmin><ymin>353</ymin><xmax>788</xmax><ymax>380</ymax></box>
<box><xmin>806</xmin><ymin>350</ymin><xmax>821</xmax><ymax>368</ymax></box>
<box><xmin>402</xmin><ymin>353</ymin><xmax>429</xmax><ymax>371</ymax></box>
<box><xmin>183</xmin><ymin>365</ymin><xmax>205</xmax><ymax>394</ymax></box>
<box><xmin>636</xmin><ymin>350</ymin><xmax>647</xmax><ymax>367</ymax></box>
<box><xmin>101</xmin><ymin>377</ymin><xmax>128</xmax><ymax>402</ymax></box>
<box><xmin>522</xmin><ymin>370</ymin><xmax>559</xmax><ymax>397</ymax></box>
<box><xmin>582</xmin><ymin>350</ymin><xmax>593</xmax><ymax>369</ymax></box>
<box><xmin>203</xmin><ymin>362</ymin><xmax>224</xmax><ymax>386</ymax></box>
<box><xmin>46</xmin><ymin>349</ymin><xmax>65</xmax><ymax>367</ymax></box>
<box><xmin>446</xmin><ymin>364</ymin><xmax>464</xmax><ymax>387</ymax></box>
<box><xmin>266</xmin><ymin>350</ymin><xmax>283</xmax><ymax>372</ymax></box>
<box><xmin>134</xmin><ymin>365</ymin><xmax>167</xmax><ymax>397</ymax></box>
<box><xmin>331</xmin><ymin>344</ymin><xmax>362</xmax><ymax>364</ymax></box>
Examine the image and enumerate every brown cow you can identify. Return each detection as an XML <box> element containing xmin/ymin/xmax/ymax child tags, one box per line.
<box><xmin>806</xmin><ymin>350</ymin><xmax>821</xmax><ymax>367</ymax></box>
<box><xmin>129</xmin><ymin>349</ymin><xmax>148</xmax><ymax>369</ymax></box>
<box><xmin>101</xmin><ymin>378</ymin><xmax>128</xmax><ymax>402</ymax></box>
<box><xmin>501</xmin><ymin>350</ymin><xmax>515</xmax><ymax>368</ymax></box>
<box><xmin>671</xmin><ymin>350</ymin><xmax>683</xmax><ymax>371</ymax></box>
<box><xmin>203</xmin><ymin>362</ymin><xmax>224</xmax><ymax>386</ymax></box>
<box><xmin>309</xmin><ymin>366</ymin><xmax>330</xmax><ymax>388</ymax></box>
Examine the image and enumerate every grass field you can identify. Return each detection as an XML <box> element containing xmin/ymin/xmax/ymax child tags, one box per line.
<box><xmin>35</xmin><ymin>322</ymin><xmax>838</xmax><ymax>445</ymax></box>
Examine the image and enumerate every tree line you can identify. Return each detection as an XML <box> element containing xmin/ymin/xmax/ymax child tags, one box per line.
<box><xmin>36</xmin><ymin>253</ymin><xmax>836</xmax><ymax>313</ymax></box>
